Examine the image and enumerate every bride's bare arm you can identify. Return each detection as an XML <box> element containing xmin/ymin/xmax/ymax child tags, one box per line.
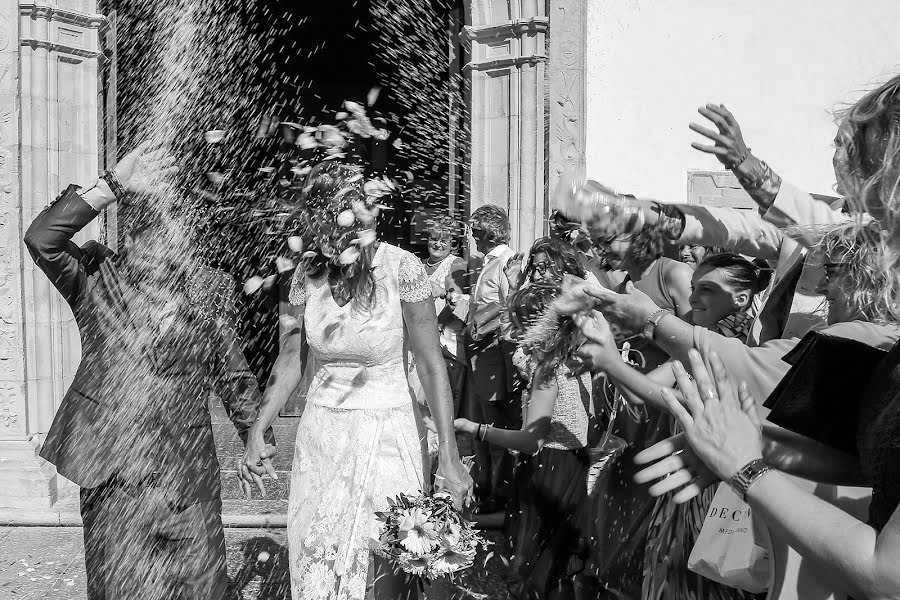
<box><xmin>403</xmin><ymin>298</ymin><xmax>473</xmax><ymax>507</ymax></box>
<box><xmin>250</xmin><ymin>300</ymin><xmax>306</xmax><ymax>435</ymax></box>
<box><xmin>240</xmin><ymin>299</ymin><xmax>305</xmax><ymax>496</ymax></box>
<box><xmin>404</xmin><ymin>299</ymin><xmax>459</xmax><ymax>454</ymax></box>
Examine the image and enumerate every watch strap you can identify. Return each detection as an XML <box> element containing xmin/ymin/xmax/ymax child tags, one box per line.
<box><xmin>642</xmin><ymin>308</ymin><xmax>671</xmax><ymax>340</ymax></box>
<box><xmin>730</xmin><ymin>458</ymin><xmax>770</xmax><ymax>501</ymax></box>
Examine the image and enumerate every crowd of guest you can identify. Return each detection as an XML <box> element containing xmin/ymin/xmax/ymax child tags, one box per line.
<box><xmin>420</xmin><ymin>77</ymin><xmax>900</xmax><ymax>600</ymax></box>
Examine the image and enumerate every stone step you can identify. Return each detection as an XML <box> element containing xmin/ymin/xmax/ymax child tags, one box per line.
<box><xmin>0</xmin><ymin>440</ymin><xmax>41</xmax><ymax>461</ymax></box>
<box><xmin>0</xmin><ymin>465</ymin><xmax>57</xmax><ymax>507</ymax></box>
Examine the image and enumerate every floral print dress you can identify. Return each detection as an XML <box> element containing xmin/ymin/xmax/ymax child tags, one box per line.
<box><xmin>287</xmin><ymin>243</ymin><xmax>432</xmax><ymax>600</ymax></box>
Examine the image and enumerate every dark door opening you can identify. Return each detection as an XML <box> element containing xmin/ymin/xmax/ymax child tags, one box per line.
<box><xmin>107</xmin><ymin>0</ymin><xmax>466</xmax><ymax>390</ymax></box>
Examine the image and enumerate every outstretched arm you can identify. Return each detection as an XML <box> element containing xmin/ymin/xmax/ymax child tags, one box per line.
<box><xmin>457</xmin><ymin>375</ymin><xmax>557</xmax><ymax>455</ymax></box>
<box><xmin>658</xmin><ymin>351</ymin><xmax>900</xmax><ymax>600</ymax></box>
<box><xmin>240</xmin><ymin>297</ymin><xmax>305</xmax><ymax>495</ymax></box>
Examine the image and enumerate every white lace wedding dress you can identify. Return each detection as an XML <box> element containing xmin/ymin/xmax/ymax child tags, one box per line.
<box><xmin>287</xmin><ymin>243</ymin><xmax>432</xmax><ymax>600</ymax></box>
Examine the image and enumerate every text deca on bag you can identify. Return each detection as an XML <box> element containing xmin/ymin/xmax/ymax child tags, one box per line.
<box><xmin>688</xmin><ymin>483</ymin><xmax>773</xmax><ymax>593</ymax></box>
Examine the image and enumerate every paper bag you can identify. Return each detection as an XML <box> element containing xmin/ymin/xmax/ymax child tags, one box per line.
<box><xmin>687</xmin><ymin>483</ymin><xmax>772</xmax><ymax>593</ymax></box>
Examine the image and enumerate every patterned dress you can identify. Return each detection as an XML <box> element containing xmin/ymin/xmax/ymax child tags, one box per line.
<box><xmin>286</xmin><ymin>243</ymin><xmax>432</xmax><ymax>600</ymax></box>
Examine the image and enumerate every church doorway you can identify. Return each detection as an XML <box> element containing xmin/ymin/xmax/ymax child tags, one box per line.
<box><xmin>105</xmin><ymin>0</ymin><xmax>468</xmax><ymax>390</ymax></box>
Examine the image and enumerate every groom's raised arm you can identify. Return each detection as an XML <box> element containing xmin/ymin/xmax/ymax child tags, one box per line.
<box><xmin>24</xmin><ymin>186</ymin><xmax>102</xmax><ymax>306</ymax></box>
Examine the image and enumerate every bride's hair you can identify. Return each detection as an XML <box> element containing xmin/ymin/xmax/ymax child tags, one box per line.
<box><xmin>288</xmin><ymin>161</ymin><xmax>378</xmax><ymax>310</ymax></box>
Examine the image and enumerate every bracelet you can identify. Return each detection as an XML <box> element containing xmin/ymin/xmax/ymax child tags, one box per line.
<box><xmin>477</xmin><ymin>423</ymin><xmax>490</xmax><ymax>442</ymax></box>
<box><xmin>724</xmin><ymin>147</ymin><xmax>752</xmax><ymax>171</ymax></box>
<box><xmin>642</xmin><ymin>309</ymin><xmax>671</xmax><ymax>341</ymax></box>
<box><xmin>101</xmin><ymin>170</ymin><xmax>128</xmax><ymax>202</ymax></box>
<box><xmin>730</xmin><ymin>458</ymin><xmax>770</xmax><ymax>501</ymax></box>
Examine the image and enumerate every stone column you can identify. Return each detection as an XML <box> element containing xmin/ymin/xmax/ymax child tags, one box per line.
<box><xmin>0</xmin><ymin>1</ymin><xmax>104</xmax><ymax>511</ymax></box>
<box><xmin>547</xmin><ymin>0</ymin><xmax>587</xmax><ymax>200</ymax></box>
<box><xmin>464</xmin><ymin>1</ymin><xmax>548</xmax><ymax>251</ymax></box>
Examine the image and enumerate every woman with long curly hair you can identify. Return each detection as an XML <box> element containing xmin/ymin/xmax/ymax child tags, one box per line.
<box><xmin>456</xmin><ymin>282</ymin><xmax>599</xmax><ymax>599</ymax></box>
<box><xmin>240</xmin><ymin>162</ymin><xmax>473</xmax><ymax>600</ymax></box>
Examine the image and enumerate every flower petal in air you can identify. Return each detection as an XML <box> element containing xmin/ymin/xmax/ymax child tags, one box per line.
<box><xmin>204</xmin><ymin>130</ymin><xmax>226</xmax><ymax>144</ymax></box>
<box><xmin>243</xmin><ymin>276</ymin><xmax>264</xmax><ymax>295</ymax></box>
<box><xmin>287</xmin><ymin>236</ymin><xmax>304</xmax><ymax>253</ymax></box>
<box><xmin>355</xmin><ymin>229</ymin><xmax>377</xmax><ymax>247</ymax></box>
<box><xmin>336</xmin><ymin>210</ymin><xmax>356</xmax><ymax>228</ymax></box>
<box><xmin>337</xmin><ymin>247</ymin><xmax>360</xmax><ymax>265</ymax></box>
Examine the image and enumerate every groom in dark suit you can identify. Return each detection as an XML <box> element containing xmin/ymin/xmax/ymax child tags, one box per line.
<box><xmin>24</xmin><ymin>142</ymin><xmax>275</xmax><ymax>600</ymax></box>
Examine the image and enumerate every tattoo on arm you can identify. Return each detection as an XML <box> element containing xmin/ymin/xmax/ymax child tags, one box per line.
<box><xmin>735</xmin><ymin>156</ymin><xmax>783</xmax><ymax>211</ymax></box>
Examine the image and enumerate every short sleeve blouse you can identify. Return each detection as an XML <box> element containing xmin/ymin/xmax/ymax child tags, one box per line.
<box><xmin>398</xmin><ymin>253</ymin><xmax>431</xmax><ymax>303</ymax></box>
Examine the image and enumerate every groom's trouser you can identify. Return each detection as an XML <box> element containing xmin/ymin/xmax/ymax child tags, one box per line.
<box><xmin>80</xmin><ymin>478</ymin><xmax>227</xmax><ymax>600</ymax></box>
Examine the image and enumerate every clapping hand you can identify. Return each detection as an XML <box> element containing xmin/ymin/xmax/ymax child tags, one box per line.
<box><xmin>690</xmin><ymin>104</ymin><xmax>751</xmax><ymax>169</ymax></box>
<box><xmin>634</xmin><ymin>349</ymin><xmax>764</xmax><ymax>502</ymax></box>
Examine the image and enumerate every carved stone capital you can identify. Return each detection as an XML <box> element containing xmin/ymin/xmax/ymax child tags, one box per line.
<box><xmin>463</xmin><ymin>16</ymin><xmax>550</xmax><ymax>41</ymax></box>
<box><xmin>19</xmin><ymin>3</ymin><xmax>106</xmax><ymax>29</ymax></box>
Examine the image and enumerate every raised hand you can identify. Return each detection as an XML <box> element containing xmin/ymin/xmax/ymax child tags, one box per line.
<box><xmin>552</xmin><ymin>169</ymin><xmax>647</xmax><ymax>239</ymax></box>
<box><xmin>689</xmin><ymin>104</ymin><xmax>751</xmax><ymax>169</ymax></box>
<box><xmin>572</xmin><ymin>310</ymin><xmax>620</xmax><ymax>372</ymax></box>
<box><xmin>113</xmin><ymin>140</ymin><xmax>179</xmax><ymax>196</ymax></box>
<box><xmin>660</xmin><ymin>350</ymin><xmax>764</xmax><ymax>482</ymax></box>
<box><xmin>585</xmin><ymin>281</ymin><xmax>661</xmax><ymax>337</ymax></box>
<box><xmin>504</xmin><ymin>252</ymin><xmax>524</xmax><ymax>288</ymax></box>
<box><xmin>633</xmin><ymin>433</ymin><xmax>720</xmax><ymax>503</ymax></box>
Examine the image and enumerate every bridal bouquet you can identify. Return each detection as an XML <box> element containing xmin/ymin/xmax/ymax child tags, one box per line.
<box><xmin>374</xmin><ymin>491</ymin><xmax>488</xmax><ymax>581</ymax></box>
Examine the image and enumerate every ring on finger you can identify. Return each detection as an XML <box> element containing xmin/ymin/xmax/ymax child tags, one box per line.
<box><xmin>702</xmin><ymin>388</ymin><xmax>717</xmax><ymax>401</ymax></box>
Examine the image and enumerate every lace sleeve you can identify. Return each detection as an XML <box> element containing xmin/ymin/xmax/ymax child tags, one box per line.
<box><xmin>398</xmin><ymin>253</ymin><xmax>431</xmax><ymax>303</ymax></box>
<box><xmin>289</xmin><ymin>268</ymin><xmax>307</xmax><ymax>306</ymax></box>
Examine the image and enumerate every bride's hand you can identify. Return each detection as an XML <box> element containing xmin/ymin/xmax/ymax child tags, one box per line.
<box><xmin>435</xmin><ymin>452</ymin><xmax>474</xmax><ymax>511</ymax></box>
<box><xmin>239</xmin><ymin>431</ymin><xmax>277</xmax><ymax>500</ymax></box>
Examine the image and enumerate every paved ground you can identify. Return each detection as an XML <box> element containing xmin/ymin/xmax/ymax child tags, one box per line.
<box><xmin>0</xmin><ymin>526</ymin><xmax>510</xmax><ymax>600</ymax></box>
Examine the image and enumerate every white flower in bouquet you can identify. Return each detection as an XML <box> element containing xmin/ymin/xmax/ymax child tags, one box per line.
<box><xmin>431</xmin><ymin>547</ymin><xmax>475</xmax><ymax>576</ymax></box>
<box><xmin>398</xmin><ymin>507</ymin><xmax>439</xmax><ymax>554</ymax></box>
<box><xmin>375</xmin><ymin>491</ymin><xmax>488</xmax><ymax>582</ymax></box>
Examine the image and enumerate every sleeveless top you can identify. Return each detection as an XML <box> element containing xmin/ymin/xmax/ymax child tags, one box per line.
<box><xmin>617</xmin><ymin>257</ymin><xmax>683</xmax><ymax>372</ymax></box>
<box><xmin>288</xmin><ymin>243</ymin><xmax>431</xmax><ymax>411</ymax></box>
<box><xmin>524</xmin><ymin>366</ymin><xmax>592</xmax><ymax>451</ymax></box>
<box><xmin>630</xmin><ymin>257</ymin><xmax>680</xmax><ymax>312</ymax></box>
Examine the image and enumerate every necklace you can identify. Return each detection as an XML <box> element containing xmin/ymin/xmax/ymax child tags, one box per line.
<box><xmin>425</xmin><ymin>256</ymin><xmax>444</xmax><ymax>267</ymax></box>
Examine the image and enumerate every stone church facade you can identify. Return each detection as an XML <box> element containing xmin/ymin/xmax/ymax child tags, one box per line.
<box><xmin>0</xmin><ymin>0</ymin><xmax>599</xmax><ymax>515</ymax></box>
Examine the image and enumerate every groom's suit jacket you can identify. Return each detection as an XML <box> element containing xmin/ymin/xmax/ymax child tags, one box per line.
<box><xmin>25</xmin><ymin>185</ymin><xmax>274</xmax><ymax>506</ymax></box>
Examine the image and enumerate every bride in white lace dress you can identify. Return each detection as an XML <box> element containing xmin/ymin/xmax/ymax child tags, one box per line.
<box><xmin>241</xmin><ymin>162</ymin><xmax>473</xmax><ymax>600</ymax></box>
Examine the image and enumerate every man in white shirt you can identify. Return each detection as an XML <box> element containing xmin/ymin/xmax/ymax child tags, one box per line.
<box><xmin>464</xmin><ymin>204</ymin><xmax>519</xmax><ymax>509</ymax></box>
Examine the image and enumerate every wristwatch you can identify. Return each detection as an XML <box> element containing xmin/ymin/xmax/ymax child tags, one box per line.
<box><xmin>730</xmin><ymin>458</ymin><xmax>770</xmax><ymax>501</ymax></box>
<box><xmin>642</xmin><ymin>309</ymin><xmax>671</xmax><ymax>341</ymax></box>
